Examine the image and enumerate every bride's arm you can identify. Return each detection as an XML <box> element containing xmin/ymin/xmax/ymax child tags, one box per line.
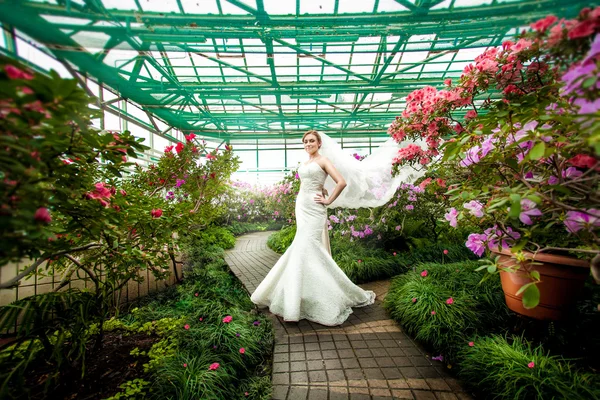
<box><xmin>314</xmin><ymin>158</ymin><xmax>346</xmax><ymax>206</ymax></box>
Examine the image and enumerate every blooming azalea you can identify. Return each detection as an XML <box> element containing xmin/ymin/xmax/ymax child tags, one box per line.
<box><xmin>209</xmin><ymin>363</ymin><xmax>220</xmax><ymax>371</ymax></box>
<box><xmin>519</xmin><ymin>199</ymin><xmax>543</xmax><ymax>225</ymax></box>
<box><xmin>165</xmin><ymin>145</ymin><xmax>174</xmax><ymax>153</ymax></box>
<box><xmin>253</xmin><ymin>320</ymin><xmax>261</xmax><ymax>326</ymax></box>
<box><xmin>464</xmin><ymin>200</ymin><xmax>484</xmax><ymax>218</ymax></box>
<box><xmin>420</xmin><ymin>270</ymin><xmax>428</xmax><ymax>277</ymax></box>
<box><xmin>239</xmin><ymin>348</ymin><xmax>245</xmax><ymax>354</ymax></box>
<box><xmin>222</xmin><ymin>315</ymin><xmax>233</xmax><ymax>323</ymax></box>
<box><xmin>151</xmin><ymin>209</ymin><xmax>163</xmax><ymax>218</ymax></box>
<box><xmin>412</xmin><ymin>298</ymin><xmax>417</xmax><ymax>303</ymax></box>
<box><xmin>468</xmin><ymin>342</ymin><xmax>474</xmax><ymax>347</ymax></box>
<box><xmin>4</xmin><ymin>65</ymin><xmax>34</xmax><ymax>80</ymax></box>
<box><xmin>564</xmin><ymin>209</ymin><xmax>600</xmax><ymax>233</ymax></box>
<box><xmin>175</xmin><ymin>142</ymin><xmax>185</xmax><ymax>153</ymax></box>
<box><xmin>199</xmin><ymin>317</ymin><xmax>203</xmax><ymax>321</ymax></box>
<box><xmin>183</xmin><ymin>363</ymin><xmax>188</xmax><ymax>368</ymax></box>
<box><xmin>466</xmin><ymin>233</ymin><xmax>487</xmax><ymax>257</ymax></box>
<box><xmin>443</xmin><ymin>249</ymin><xmax>449</xmax><ymax>255</ymax></box>
<box><xmin>445</xmin><ymin>208</ymin><xmax>459</xmax><ymax>228</ymax></box>
<box><xmin>431</xmin><ymin>311</ymin><xmax>436</xmax><ymax>315</ymax></box>
<box><xmin>206</xmin><ymin>153</ymin><xmax>217</xmax><ymax>161</ymax></box>
<box><xmin>184</xmin><ymin>324</ymin><xmax>190</xmax><ymax>330</ymax></box>
<box><xmin>528</xmin><ymin>361</ymin><xmax>535</xmax><ymax>368</ymax></box>
<box><xmin>185</xmin><ymin>133</ymin><xmax>196</xmax><ymax>142</ymax></box>
<box><xmin>393</xmin><ymin>252</ymin><xmax>397</xmax><ymax>256</ymax></box>
<box><xmin>446</xmin><ymin>297</ymin><xmax>454</xmax><ymax>305</ymax></box>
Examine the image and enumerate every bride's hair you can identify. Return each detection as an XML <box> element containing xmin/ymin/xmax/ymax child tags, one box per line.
<box><xmin>302</xmin><ymin>130</ymin><xmax>322</xmax><ymax>147</ymax></box>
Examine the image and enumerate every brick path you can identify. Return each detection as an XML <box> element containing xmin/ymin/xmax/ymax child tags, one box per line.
<box><xmin>225</xmin><ymin>232</ymin><xmax>472</xmax><ymax>400</ymax></box>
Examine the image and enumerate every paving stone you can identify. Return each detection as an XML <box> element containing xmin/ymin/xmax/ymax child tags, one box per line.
<box><xmin>225</xmin><ymin>232</ymin><xmax>467</xmax><ymax>400</ymax></box>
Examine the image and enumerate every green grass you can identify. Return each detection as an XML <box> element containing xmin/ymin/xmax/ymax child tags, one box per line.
<box><xmin>108</xmin><ymin>239</ymin><xmax>274</xmax><ymax>400</ymax></box>
<box><xmin>458</xmin><ymin>335</ymin><xmax>600</xmax><ymax>400</ymax></box>
<box><xmin>384</xmin><ymin>261</ymin><xmax>508</xmax><ymax>362</ymax></box>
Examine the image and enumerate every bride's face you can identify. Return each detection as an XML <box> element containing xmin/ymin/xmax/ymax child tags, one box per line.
<box><xmin>303</xmin><ymin>134</ymin><xmax>320</xmax><ymax>155</ymax></box>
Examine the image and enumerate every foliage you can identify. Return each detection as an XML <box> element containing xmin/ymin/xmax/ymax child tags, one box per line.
<box><xmin>384</xmin><ymin>261</ymin><xmax>508</xmax><ymax>362</ymax></box>
<box><xmin>266</xmin><ymin>225</ymin><xmax>297</xmax><ymax>254</ymax></box>
<box><xmin>458</xmin><ymin>335</ymin><xmax>600</xmax><ymax>400</ymax></box>
<box><xmin>0</xmin><ymin>56</ymin><xmax>240</xmax><ymax>395</ymax></box>
<box><xmin>387</xmin><ymin>9</ymin><xmax>600</xmax><ymax>307</ymax></box>
<box><xmin>196</xmin><ymin>226</ymin><xmax>236</xmax><ymax>250</ymax></box>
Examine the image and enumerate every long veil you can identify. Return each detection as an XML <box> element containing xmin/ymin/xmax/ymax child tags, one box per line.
<box><xmin>319</xmin><ymin>133</ymin><xmax>424</xmax><ymax>209</ymax></box>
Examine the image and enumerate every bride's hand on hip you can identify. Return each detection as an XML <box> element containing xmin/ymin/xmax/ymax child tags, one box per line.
<box><xmin>314</xmin><ymin>193</ymin><xmax>329</xmax><ymax>206</ymax></box>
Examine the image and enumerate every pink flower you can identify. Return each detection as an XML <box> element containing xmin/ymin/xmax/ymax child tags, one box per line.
<box><xmin>444</xmin><ymin>78</ymin><xmax>452</xmax><ymax>86</ymax></box>
<box><xmin>195</xmin><ymin>293</ymin><xmax>199</xmax><ymax>297</ymax></box>
<box><xmin>465</xmin><ymin>110</ymin><xmax>478</xmax><ymax>120</ymax></box>
<box><xmin>357</xmin><ymin>260</ymin><xmax>362</xmax><ymax>263</ymax></box>
<box><xmin>464</xmin><ymin>200</ymin><xmax>484</xmax><ymax>218</ymax></box>
<box><xmin>4</xmin><ymin>65</ymin><xmax>34</xmax><ymax>80</ymax></box>
<box><xmin>199</xmin><ymin>317</ymin><xmax>203</xmax><ymax>321</ymax></box>
<box><xmin>519</xmin><ymin>199</ymin><xmax>542</xmax><ymax>225</ymax></box>
<box><xmin>183</xmin><ymin>363</ymin><xmax>188</xmax><ymax>368</ymax></box>
<box><xmin>420</xmin><ymin>270</ymin><xmax>428</xmax><ymax>277</ymax></box>
<box><xmin>34</xmin><ymin>207</ymin><xmax>52</xmax><ymax>223</ymax></box>
<box><xmin>206</xmin><ymin>153</ymin><xmax>217</xmax><ymax>161</ymax></box>
<box><xmin>446</xmin><ymin>297</ymin><xmax>454</xmax><ymax>305</ymax></box>
<box><xmin>151</xmin><ymin>209</ymin><xmax>163</xmax><ymax>218</ymax></box>
<box><xmin>209</xmin><ymin>363</ymin><xmax>220</xmax><ymax>370</ymax></box>
<box><xmin>412</xmin><ymin>298</ymin><xmax>417</xmax><ymax>303</ymax></box>
<box><xmin>564</xmin><ymin>209</ymin><xmax>600</xmax><ymax>233</ymax></box>
<box><xmin>445</xmin><ymin>208</ymin><xmax>458</xmax><ymax>228</ymax></box>
<box><xmin>185</xmin><ymin>133</ymin><xmax>196</xmax><ymax>142</ymax></box>
<box><xmin>443</xmin><ymin>249</ymin><xmax>448</xmax><ymax>255</ymax></box>
<box><xmin>432</xmin><ymin>355</ymin><xmax>444</xmax><ymax>362</ymax></box>
<box><xmin>568</xmin><ymin>19</ymin><xmax>596</xmax><ymax>39</ymax></box>
<box><xmin>222</xmin><ymin>315</ymin><xmax>233</xmax><ymax>323</ymax></box>
<box><xmin>175</xmin><ymin>142</ymin><xmax>185</xmax><ymax>153</ymax></box>
<box><xmin>239</xmin><ymin>348</ymin><xmax>245</xmax><ymax>354</ymax></box>
<box><xmin>528</xmin><ymin>361</ymin><xmax>535</xmax><ymax>368</ymax></box>
<box><xmin>468</xmin><ymin>342</ymin><xmax>474</xmax><ymax>347</ymax></box>
<box><xmin>466</xmin><ymin>233</ymin><xmax>487</xmax><ymax>257</ymax></box>
<box><xmin>431</xmin><ymin>311</ymin><xmax>436</xmax><ymax>315</ymax></box>
<box><xmin>184</xmin><ymin>324</ymin><xmax>190</xmax><ymax>330</ymax></box>
<box><xmin>120</xmin><ymin>189</ymin><xmax>127</xmax><ymax>196</ymax></box>
<box><xmin>393</xmin><ymin>252</ymin><xmax>397</xmax><ymax>256</ymax></box>
<box><xmin>165</xmin><ymin>145</ymin><xmax>174</xmax><ymax>153</ymax></box>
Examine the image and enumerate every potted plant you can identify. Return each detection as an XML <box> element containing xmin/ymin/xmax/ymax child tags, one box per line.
<box><xmin>388</xmin><ymin>7</ymin><xmax>600</xmax><ymax>319</ymax></box>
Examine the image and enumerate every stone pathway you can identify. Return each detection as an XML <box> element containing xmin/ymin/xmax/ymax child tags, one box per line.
<box><xmin>225</xmin><ymin>232</ymin><xmax>472</xmax><ymax>400</ymax></box>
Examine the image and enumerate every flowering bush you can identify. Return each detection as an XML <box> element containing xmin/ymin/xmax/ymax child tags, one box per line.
<box><xmin>388</xmin><ymin>8</ymin><xmax>600</xmax><ymax>306</ymax></box>
<box><xmin>0</xmin><ymin>56</ymin><xmax>240</xmax><ymax>381</ymax></box>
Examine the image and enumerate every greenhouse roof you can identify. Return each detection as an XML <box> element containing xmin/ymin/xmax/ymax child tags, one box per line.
<box><xmin>0</xmin><ymin>0</ymin><xmax>591</xmax><ymax>140</ymax></box>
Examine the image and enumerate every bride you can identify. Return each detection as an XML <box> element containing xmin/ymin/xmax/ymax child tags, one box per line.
<box><xmin>251</xmin><ymin>130</ymin><xmax>421</xmax><ymax>326</ymax></box>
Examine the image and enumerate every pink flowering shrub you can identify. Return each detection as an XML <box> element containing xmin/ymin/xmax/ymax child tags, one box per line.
<box><xmin>387</xmin><ymin>8</ymin><xmax>600</xmax><ymax>307</ymax></box>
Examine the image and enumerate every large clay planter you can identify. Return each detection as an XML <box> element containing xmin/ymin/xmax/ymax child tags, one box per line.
<box><xmin>491</xmin><ymin>247</ymin><xmax>590</xmax><ymax>320</ymax></box>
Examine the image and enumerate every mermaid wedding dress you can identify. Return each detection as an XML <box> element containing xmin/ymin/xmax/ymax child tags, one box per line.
<box><xmin>250</xmin><ymin>161</ymin><xmax>376</xmax><ymax>326</ymax></box>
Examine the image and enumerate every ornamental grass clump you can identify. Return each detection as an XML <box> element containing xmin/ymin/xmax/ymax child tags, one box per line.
<box><xmin>457</xmin><ymin>334</ymin><xmax>600</xmax><ymax>400</ymax></box>
<box><xmin>384</xmin><ymin>261</ymin><xmax>508</xmax><ymax>362</ymax></box>
<box><xmin>388</xmin><ymin>8</ymin><xmax>600</xmax><ymax>307</ymax></box>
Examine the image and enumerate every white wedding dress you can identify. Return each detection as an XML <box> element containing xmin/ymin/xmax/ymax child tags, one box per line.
<box><xmin>250</xmin><ymin>161</ymin><xmax>376</xmax><ymax>326</ymax></box>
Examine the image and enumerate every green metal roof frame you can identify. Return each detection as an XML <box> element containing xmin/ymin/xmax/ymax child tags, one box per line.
<box><xmin>0</xmin><ymin>0</ymin><xmax>593</xmax><ymax>141</ymax></box>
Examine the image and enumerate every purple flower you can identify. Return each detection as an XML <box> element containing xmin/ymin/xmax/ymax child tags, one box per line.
<box><xmin>253</xmin><ymin>320</ymin><xmax>261</xmax><ymax>326</ymax></box>
<box><xmin>463</xmin><ymin>200</ymin><xmax>484</xmax><ymax>218</ymax></box>
<box><xmin>176</xmin><ymin>179</ymin><xmax>186</xmax><ymax>187</ymax></box>
<box><xmin>548</xmin><ymin>176</ymin><xmax>559</xmax><ymax>185</ymax></box>
<box><xmin>519</xmin><ymin>199</ymin><xmax>542</xmax><ymax>225</ymax></box>
<box><xmin>466</xmin><ymin>233</ymin><xmax>487</xmax><ymax>257</ymax></box>
<box><xmin>445</xmin><ymin>208</ymin><xmax>458</xmax><ymax>228</ymax></box>
<box><xmin>562</xmin><ymin>167</ymin><xmax>583</xmax><ymax>179</ymax></box>
<box><xmin>575</xmin><ymin>98</ymin><xmax>600</xmax><ymax>114</ymax></box>
<box><xmin>583</xmin><ymin>33</ymin><xmax>600</xmax><ymax>65</ymax></box>
<box><xmin>485</xmin><ymin>225</ymin><xmax>521</xmax><ymax>250</ymax></box>
<box><xmin>329</xmin><ymin>215</ymin><xmax>340</xmax><ymax>223</ymax></box>
<box><xmin>460</xmin><ymin>146</ymin><xmax>481</xmax><ymax>167</ymax></box>
<box><xmin>405</xmin><ymin>205</ymin><xmax>414</xmax><ymax>211</ymax></box>
<box><xmin>364</xmin><ymin>227</ymin><xmax>374</xmax><ymax>235</ymax></box>
<box><xmin>295</xmin><ymin>173</ymin><xmax>299</xmax><ymax>179</ymax></box>
<box><xmin>432</xmin><ymin>355</ymin><xmax>444</xmax><ymax>362</ymax></box>
<box><xmin>524</xmin><ymin>171</ymin><xmax>534</xmax><ymax>180</ymax></box>
<box><xmin>564</xmin><ymin>209</ymin><xmax>600</xmax><ymax>233</ymax></box>
<box><xmin>395</xmin><ymin>225</ymin><xmax>401</xmax><ymax>231</ymax></box>
<box><xmin>480</xmin><ymin>135</ymin><xmax>496</xmax><ymax>157</ymax></box>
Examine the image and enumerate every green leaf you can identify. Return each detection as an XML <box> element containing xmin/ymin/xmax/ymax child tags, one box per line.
<box><xmin>511</xmin><ymin>239</ymin><xmax>527</xmax><ymax>252</ymax></box>
<box><xmin>508</xmin><ymin>194</ymin><xmax>521</xmax><ymax>218</ymax></box>
<box><xmin>529</xmin><ymin>141</ymin><xmax>545</xmax><ymax>160</ymax></box>
<box><xmin>487</xmin><ymin>264</ymin><xmax>497</xmax><ymax>273</ymax></box>
<box><xmin>522</xmin><ymin>283</ymin><xmax>540</xmax><ymax>309</ymax></box>
<box><xmin>530</xmin><ymin>270</ymin><xmax>541</xmax><ymax>281</ymax></box>
<box><xmin>582</xmin><ymin>76</ymin><xmax>597</xmax><ymax>89</ymax></box>
<box><xmin>515</xmin><ymin>282</ymin><xmax>534</xmax><ymax>296</ymax></box>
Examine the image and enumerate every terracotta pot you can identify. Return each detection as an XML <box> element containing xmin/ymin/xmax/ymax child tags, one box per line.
<box><xmin>491</xmin><ymin>247</ymin><xmax>590</xmax><ymax>320</ymax></box>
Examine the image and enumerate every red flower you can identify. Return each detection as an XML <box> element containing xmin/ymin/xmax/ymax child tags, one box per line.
<box><xmin>357</xmin><ymin>260</ymin><xmax>362</xmax><ymax>263</ymax></box>
<box><xmin>209</xmin><ymin>363</ymin><xmax>220</xmax><ymax>370</ymax></box>
<box><xmin>4</xmin><ymin>65</ymin><xmax>34</xmax><ymax>80</ymax></box>
<box><xmin>185</xmin><ymin>133</ymin><xmax>196</xmax><ymax>142</ymax></box>
<box><xmin>195</xmin><ymin>293</ymin><xmax>199</xmax><ymax>297</ymax></box>
<box><xmin>568</xmin><ymin>154</ymin><xmax>597</xmax><ymax>169</ymax></box>
<box><xmin>420</xmin><ymin>270</ymin><xmax>428</xmax><ymax>277</ymax></box>
<box><xmin>239</xmin><ymin>348</ymin><xmax>245</xmax><ymax>354</ymax></box>
<box><xmin>120</xmin><ymin>189</ymin><xmax>127</xmax><ymax>196</ymax></box>
<box><xmin>34</xmin><ymin>207</ymin><xmax>52</xmax><ymax>223</ymax></box>
<box><xmin>568</xmin><ymin>19</ymin><xmax>596</xmax><ymax>39</ymax></box>
<box><xmin>183</xmin><ymin>363</ymin><xmax>188</xmax><ymax>368</ymax></box>
<box><xmin>528</xmin><ymin>361</ymin><xmax>535</xmax><ymax>368</ymax></box>
<box><xmin>443</xmin><ymin>249</ymin><xmax>449</xmax><ymax>255</ymax></box>
<box><xmin>225</xmin><ymin>144</ymin><xmax>232</xmax><ymax>151</ymax></box>
<box><xmin>446</xmin><ymin>297</ymin><xmax>454</xmax><ymax>305</ymax></box>
<box><xmin>468</xmin><ymin>341</ymin><xmax>474</xmax><ymax>347</ymax></box>
<box><xmin>530</xmin><ymin>15</ymin><xmax>558</xmax><ymax>32</ymax></box>
<box><xmin>175</xmin><ymin>142</ymin><xmax>185</xmax><ymax>153</ymax></box>
<box><xmin>222</xmin><ymin>315</ymin><xmax>233</xmax><ymax>323</ymax></box>
<box><xmin>431</xmin><ymin>311</ymin><xmax>436</xmax><ymax>315</ymax></box>
<box><xmin>444</xmin><ymin>78</ymin><xmax>452</xmax><ymax>86</ymax></box>
<box><xmin>184</xmin><ymin>324</ymin><xmax>190</xmax><ymax>330</ymax></box>
<box><xmin>151</xmin><ymin>209</ymin><xmax>163</xmax><ymax>218</ymax></box>
<box><xmin>165</xmin><ymin>145</ymin><xmax>174</xmax><ymax>153</ymax></box>
<box><xmin>393</xmin><ymin>252</ymin><xmax>397</xmax><ymax>256</ymax></box>
<box><xmin>206</xmin><ymin>153</ymin><xmax>217</xmax><ymax>161</ymax></box>
<box><xmin>412</xmin><ymin>298</ymin><xmax>417</xmax><ymax>303</ymax></box>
